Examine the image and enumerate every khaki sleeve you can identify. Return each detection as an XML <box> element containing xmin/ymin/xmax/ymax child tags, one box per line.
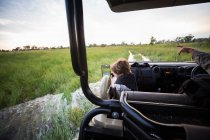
<box><xmin>192</xmin><ymin>50</ymin><xmax>210</xmax><ymax>75</ymax></box>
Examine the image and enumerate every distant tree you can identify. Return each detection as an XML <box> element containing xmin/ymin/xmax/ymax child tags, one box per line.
<box><xmin>31</xmin><ymin>45</ymin><xmax>37</xmax><ymax>50</ymax></box>
<box><xmin>90</xmin><ymin>43</ymin><xmax>97</xmax><ymax>47</ymax></box>
<box><xmin>156</xmin><ymin>40</ymin><xmax>166</xmax><ymax>44</ymax></box>
<box><xmin>1</xmin><ymin>49</ymin><xmax>9</xmax><ymax>52</ymax></box>
<box><xmin>130</xmin><ymin>42</ymin><xmax>135</xmax><ymax>45</ymax></box>
<box><xmin>110</xmin><ymin>43</ymin><xmax>116</xmax><ymax>46</ymax></box>
<box><xmin>193</xmin><ymin>38</ymin><xmax>209</xmax><ymax>43</ymax></box>
<box><xmin>12</xmin><ymin>47</ymin><xmax>20</xmax><ymax>51</ymax></box>
<box><xmin>120</xmin><ymin>41</ymin><xmax>127</xmax><ymax>46</ymax></box>
<box><xmin>100</xmin><ymin>44</ymin><xmax>106</xmax><ymax>47</ymax></box>
<box><xmin>16</xmin><ymin>47</ymin><xmax>21</xmax><ymax>51</ymax></box>
<box><xmin>175</xmin><ymin>37</ymin><xmax>185</xmax><ymax>43</ymax></box>
<box><xmin>88</xmin><ymin>44</ymin><xmax>97</xmax><ymax>47</ymax></box>
<box><xmin>166</xmin><ymin>39</ymin><xmax>174</xmax><ymax>43</ymax></box>
<box><xmin>58</xmin><ymin>45</ymin><xmax>63</xmax><ymax>49</ymax></box>
<box><xmin>23</xmin><ymin>45</ymin><xmax>30</xmax><ymax>50</ymax></box>
<box><xmin>150</xmin><ymin>36</ymin><xmax>156</xmax><ymax>45</ymax></box>
<box><xmin>184</xmin><ymin>34</ymin><xmax>194</xmax><ymax>43</ymax></box>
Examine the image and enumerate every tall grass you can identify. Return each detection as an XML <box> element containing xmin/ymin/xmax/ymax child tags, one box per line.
<box><xmin>0</xmin><ymin>49</ymin><xmax>78</xmax><ymax>109</ymax></box>
<box><xmin>128</xmin><ymin>42</ymin><xmax>210</xmax><ymax>62</ymax></box>
<box><xmin>87</xmin><ymin>46</ymin><xmax>129</xmax><ymax>81</ymax></box>
<box><xmin>42</xmin><ymin>114</ymin><xmax>76</xmax><ymax>140</ymax></box>
<box><xmin>0</xmin><ymin>43</ymin><xmax>210</xmax><ymax>109</ymax></box>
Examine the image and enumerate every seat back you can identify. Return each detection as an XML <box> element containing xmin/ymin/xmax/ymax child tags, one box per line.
<box><xmin>127</xmin><ymin>91</ymin><xmax>194</xmax><ymax>105</ymax></box>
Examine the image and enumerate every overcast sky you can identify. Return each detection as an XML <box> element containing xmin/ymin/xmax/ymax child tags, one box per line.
<box><xmin>0</xmin><ymin>0</ymin><xmax>210</xmax><ymax>50</ymax></box>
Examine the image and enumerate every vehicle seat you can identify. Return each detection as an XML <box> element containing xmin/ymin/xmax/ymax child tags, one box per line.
<box><xmin>90</xmin><ymin>75</ymin><xmax>123</xmax><ymax>129</ymax></box>
<box><xmin>124</xmin><ymin>91</ymin><xmax>210</xmax><ymax>126</ymax></box>
<box><xmin>126</xmin><ymin>91</ymin><xmax>194</xmax><ymax>106</ymax></box>
<box><xmin>99</xmin><ymin>75</ymin><xmax>111</xmax><ymax>99</ymax></box>
<box><xmin>98</xmin><ymin>75</ymin><xmax>204</xmax><ymax>107</ymax></box>
<box><xmin>89</xmin><ymin>114</ymin><xmax>122</xmax><ymax>130</ymax></box>
<box><xmin>121</xmin><ymin>91</ymin><xmax>210</xmax><ymax>140</ymax></box>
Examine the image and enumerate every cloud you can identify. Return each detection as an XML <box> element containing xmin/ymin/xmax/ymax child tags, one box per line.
<box><xmin>0</xmin><ymin>19</ymin><xmax>14</xmax><ymax>25</ymax></box>
<box><xmin>0</xmin><ymin>18</ymin><xmax>32</xmax><ymax>34</ymax></box>
<box><xmin>83</xmin><ymin>1</ymin><xmax>210</xmax><ymax>44</ymax></box>
<box><xmin>0</xmin><ymin>0</ymin><xmax>210</xmax><ymax>50</ymax></box>
<box><xmin>0</xmin><ymin>0</ymin><xmax>69</xmax><ymax>50</ymax></box>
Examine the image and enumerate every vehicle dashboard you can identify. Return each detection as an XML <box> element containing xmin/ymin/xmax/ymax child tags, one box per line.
<box><xmin>130</xmin><ymin>62</ymin><xmax>199</xmax><ymax>93</ymax></box>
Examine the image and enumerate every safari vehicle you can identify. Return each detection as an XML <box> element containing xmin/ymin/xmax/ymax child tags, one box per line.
<box><xmin>65</xmin><ymin>0</ymin><xmax>210</xmax><ymax>140</ymax></box>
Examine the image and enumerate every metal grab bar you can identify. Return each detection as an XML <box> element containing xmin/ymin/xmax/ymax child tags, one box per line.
<box><xmin>65</xmin><ymin>0</ymin><xmax>86</xmax><ymax>76</ymax></box>
<box><xmin>65</xmin><ymin>0</ymin><xmax>121</xmax><ymax>107</ymax></box>
<box><xmin>120</xmin><ymin>91</ymin><xmax>185</xmax><ymax>139</ymax></box>
<box><xmin>80</xmin><ymin>75</ymin><xmax>121</xmax><ymax>107</ymax></box>
<box><xmin>79</xmin><ymin>107</ymin><xmax>111</xmax><ymax>140</ymax></box>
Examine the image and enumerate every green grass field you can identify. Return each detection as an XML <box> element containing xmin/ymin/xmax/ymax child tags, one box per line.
<box><xmin>0</xmin><ymin>42</ymin><xmax>210</xmax><ymax>109</ymax></box>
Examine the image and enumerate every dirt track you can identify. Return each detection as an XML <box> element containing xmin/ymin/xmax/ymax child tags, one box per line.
<box><xmin>128</xmin><ymin>51</ymin><xmax>150</xmax><ymax>62</ymax></box>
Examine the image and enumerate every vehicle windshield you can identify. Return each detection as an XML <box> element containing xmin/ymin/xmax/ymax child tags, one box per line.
<box><xmin>83</xmin><ymin>0</ymin><xmax>210</xmax><ymax>63</ymax></box>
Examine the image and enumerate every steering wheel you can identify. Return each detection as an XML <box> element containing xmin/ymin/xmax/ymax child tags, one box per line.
<box><xmin>191</xmin><ymin>65</ymin><xmax>209</xmax><ymax>78</ymax></box>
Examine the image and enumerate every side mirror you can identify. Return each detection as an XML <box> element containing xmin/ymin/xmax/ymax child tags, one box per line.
<box><xmin>101</xmin><ymin>64</ymin><xmax>111</xmax><ymax>77</ymax></box>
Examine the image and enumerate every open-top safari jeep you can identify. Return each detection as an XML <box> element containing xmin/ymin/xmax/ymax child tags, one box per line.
<box><xmin>65</xmin><ymin>0</ymin><xmax>210</xmax><ymax>139</ymax></box>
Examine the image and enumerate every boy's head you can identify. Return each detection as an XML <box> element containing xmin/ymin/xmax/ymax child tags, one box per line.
<box><xmin>111</xmin><ymin>58</ymin><xmax>130</xmax><ymax>76</ymax></box>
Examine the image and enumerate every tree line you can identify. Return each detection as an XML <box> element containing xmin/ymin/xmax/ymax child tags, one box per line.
<box><xmin>0</xmin><ymin>45</ymin><xmax>69</xmax><ymax>52</ymax></box>
<box><xmin>150</xmin><ymin>34</ymin><xmax>210</xmax><ymax>45</ymax></box>
<box><xmin>88</xmin><ymin>34</ymin><xmax>210</xmax><ymax>47</ymax></box>
<box><xmin>1</xmin><ymin>34</ymin><xmax>210</xmax><ymax>52</ymax></box>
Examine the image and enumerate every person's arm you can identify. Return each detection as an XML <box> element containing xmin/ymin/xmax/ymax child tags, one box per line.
<box><xmin>192</xmin><ymin>50</ymin><xmax>210</xmax><ymax>75</ymax></box>
<box><xmin>178</xmin><ymin>46</ymin><xmax>210</xmax><ymax>74</ymax></box>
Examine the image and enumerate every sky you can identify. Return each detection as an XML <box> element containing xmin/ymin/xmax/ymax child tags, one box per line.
<box><xmin>0</xmin><ymin>0</ymin><xmax>210</xmax><ymax>50</ymax></box>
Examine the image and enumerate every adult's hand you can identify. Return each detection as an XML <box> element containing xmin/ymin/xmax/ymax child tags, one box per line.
<box><xmin>177</xmin><ymin>46</ymin><xmax>195</xmax><ymax>55</ymax></box>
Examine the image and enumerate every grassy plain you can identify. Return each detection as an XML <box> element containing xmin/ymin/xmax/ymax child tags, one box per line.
<box><xmin>0</xmin><ymin>42</ymin><xmax>210</xmax><ymax>109</ymax></box>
